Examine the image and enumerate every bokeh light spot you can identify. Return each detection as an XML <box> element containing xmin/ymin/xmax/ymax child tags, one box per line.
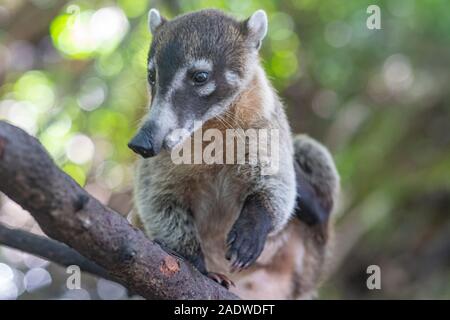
<box><xmin>0</xmin><ymin>263</ymin><xmax>18</xmax><ymax>300</ymax></box>
<box><xmin>24</xmin><ymin>267</ymin><xmax>52</xmax><ymax>293</ymax></box>
<box><xmin>77</xmin><ymin>78</ymin><xmax>107</xmax><ymax>111</ymax></box>
<box><xmin>97</xmin><ymin>279</ymin><xmax>127</xmax><ymax>300</ymax></box>
<box><xmin>66</xmin><ymin>134</ymin><xmax>95</xmax><ymax>164</ymax></box>
<box><xmin>50</xmin><ymin>6</ymin><xmax>129</xmax><ymax>59</ymax></box>
<box><xmin>383</xmin><ymin>54</ymin><xmax>414</xmax><ymax>93</ymax></box>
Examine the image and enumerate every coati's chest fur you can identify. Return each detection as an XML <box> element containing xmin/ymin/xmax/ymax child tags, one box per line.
<box><xmin>190</xmin><ymin>166</ymin><xmax>245</xmax><ymax>272</ymax></box>
<box><xmin>189</xmin><ymin>166</ymin><xmax>289</xmax><ymax>275</ymax></box>
<box><xmin>137</xmin><ymin>156</ymin><xmax>292</xmax><ymax>283</ymax></box>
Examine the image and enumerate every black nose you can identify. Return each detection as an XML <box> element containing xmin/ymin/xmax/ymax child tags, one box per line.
<box><xmin>128</xmin><ymin>131</ymin><xmax>155</xmax><ymax>158</ymax></box>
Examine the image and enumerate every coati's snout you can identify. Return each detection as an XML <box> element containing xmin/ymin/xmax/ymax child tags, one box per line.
<box><xmin>128</xmin><ymin>126</ymin><xmax>155</xmax><ymax>158</ymax></box>
<box><xmin>128</xmin><ymin>110</ymin><xmax>181</xmax><ymax>158</ymax></box>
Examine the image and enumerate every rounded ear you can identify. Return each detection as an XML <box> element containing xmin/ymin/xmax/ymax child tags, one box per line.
<box><xmin>148</xmin><ymin>8</ymin><xmax>166</xmax><ymax>34</ymax></box>
<box><xmin>245</xmin><ymin>10</ymin><xmax>268</xmax><ymax>50</ymax></box>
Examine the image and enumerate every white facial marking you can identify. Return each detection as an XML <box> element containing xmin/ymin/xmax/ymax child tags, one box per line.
<box><xmin>148</xmin><ymin>95</ymin><xmax>178</xmax><ymax>141</ymax></box>
<box><xmin>145</xmin><ymin>67</ymin><xmax>188</xmax><ymax>145</ymax></box>
<box><xmin>197</xmin><ymin>81</ymin><xmax>216</xmax><ymax>97</ymax></box>
<box><xmin>165</xmin><ymin>129</ymin><xmax>189</xmax><ymax>150</ymax></box>
<box><xmin>166</xmin><ymin>67</ymin><xmax>188</xmax><ymax>100</ymax></box>
<box><xmin>224</xmin><ymin>70</ymin><xmax>241</xmax><ymax>87</ymax></box>
<box><xmin>148</xmin><ymin>96</ymin><xmax>173</xmax><ymax>124</ymax></box>
<box><xmin>148</xmin><ymin>59</ymin><xmax>155</xmax><ymax>71</ymax></box>
<box><xmin>191</xmin><ymin>59</ymin><xmax>213</xmax><ymax>71</ymax></box>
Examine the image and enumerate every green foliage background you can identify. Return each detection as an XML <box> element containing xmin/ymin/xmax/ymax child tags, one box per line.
<box><xmin>0</xmin><ymin>0</ymin><xmax>449</xmax><ymax>299</ymax></box>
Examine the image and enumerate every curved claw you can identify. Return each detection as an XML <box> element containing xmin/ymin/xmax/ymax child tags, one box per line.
<box><xmin>207</xmin><ymin>272</ymin><xmax>235</xmax><ymax>289</ymax></box>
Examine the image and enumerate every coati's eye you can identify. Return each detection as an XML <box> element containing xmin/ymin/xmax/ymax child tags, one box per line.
<box><xmin>192</xmin><ymin>71</ymin><xmax>209</xmax><ymax>84</ymax></box>
<box><xmin>148</xmin><ymin>70</ymin><xmax>156</xmax><ymax>86</ymax></box>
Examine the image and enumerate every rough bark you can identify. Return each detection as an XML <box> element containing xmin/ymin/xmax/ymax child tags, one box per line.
<box><xmin>0</xmin><ymin>223</ymin><xmax>110</xmax><ymax>279</ymax></box>
<box><xmin>0</xmin><ymin>120</ymin><xmax>238</xmax><ymax>300</ymax></box>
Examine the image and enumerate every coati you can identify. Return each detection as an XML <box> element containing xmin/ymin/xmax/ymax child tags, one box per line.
<box><xmin>128</xmin><ymin>8</ymin><xmax>340</xmax><ymax>299</ymax></box>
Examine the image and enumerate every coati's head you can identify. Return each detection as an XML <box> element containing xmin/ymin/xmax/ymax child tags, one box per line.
<box><xmin>128</xmin><ymin>8</ymin><xmax>268</xmax><ymax>158</ymax></box>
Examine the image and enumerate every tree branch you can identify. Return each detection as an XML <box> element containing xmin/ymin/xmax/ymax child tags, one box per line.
<box><xmin>0</xmin><ymin>120</ymin><xmax>238</xmax><ymax>300</ymax></box>
<box><xmin>0</xmin><ymin>223</ymin><xmax>110</xmax><ymax>279</ymax></box>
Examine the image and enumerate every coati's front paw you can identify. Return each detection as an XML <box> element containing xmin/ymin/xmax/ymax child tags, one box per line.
<box><xmin>225</xmin><ymin>216</ymin><xmax>270</xmax><ymax>271</ymax></box>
